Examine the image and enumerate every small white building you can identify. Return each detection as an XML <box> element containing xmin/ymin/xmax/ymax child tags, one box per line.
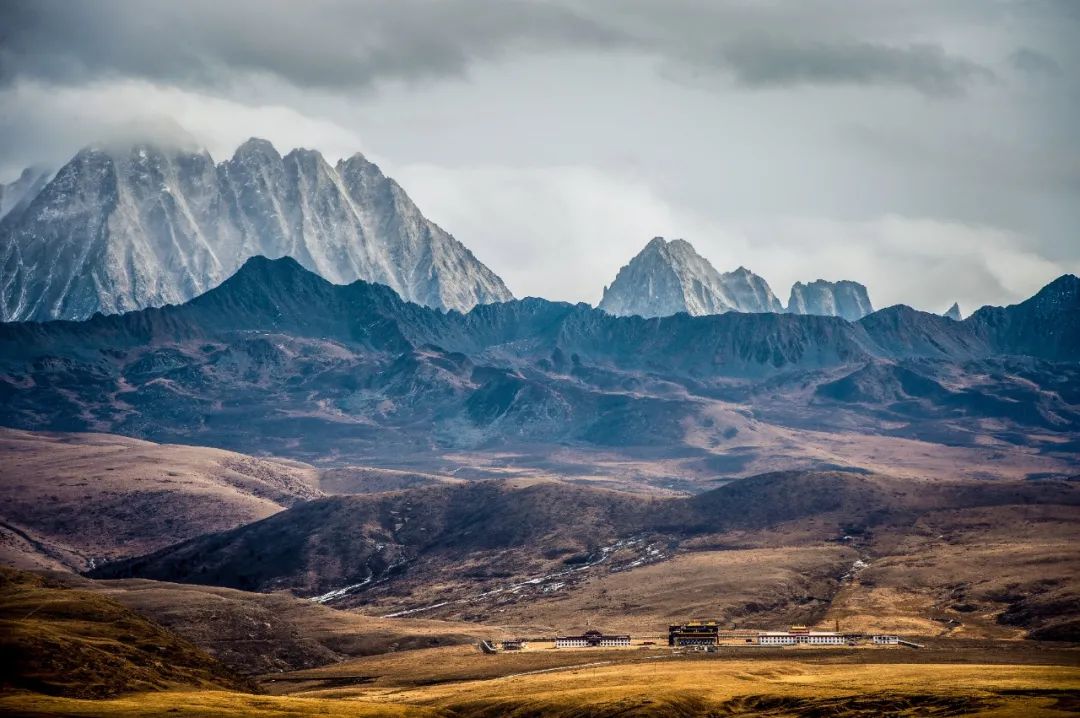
<box><xmin>555</xmin><ymin>636</ymin><xmax>589</xmax><ymax>648</ymax></box>
<box><xmin>757</xmin><ymin>631</ymin><xmax>847</xmax><ymax>646</ymax></box>
<box><xmin>872</xmin><ymin>634</ymin><xmax>899</xmax><ymax>645</ymax></box>
<box><xmin>555</xmin><ymin>629</ymin><xmax>631</xmax><ymax>648</ymax></box>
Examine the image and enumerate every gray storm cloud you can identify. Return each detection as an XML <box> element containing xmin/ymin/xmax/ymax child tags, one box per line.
<box><xmin>714</xmin><ymin>39</ymin><xmax>994</xmax><ymax>97</ymax></box>
<box><xmin>0</xmin><ymin>0</ymin><xmax>1014</xmax><ymax>97</ymax></box>
<box><xmin>0</xmin><ymin>0</ymin><xmax>1077</xmax><ymax>311</ymax></box>
<box><xmin>0</xmin><ymin>0</ymin><xmax>621</xmax><ymax>91</ymax></box>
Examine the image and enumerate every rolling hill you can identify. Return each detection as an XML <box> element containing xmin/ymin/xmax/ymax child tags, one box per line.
<box><xmin>90</xmin><ymin>471</ymin><xmax>1080</xmax><ymax>639</ymax></box>
<box><xmin>0</xmin><ymin>428</ymin><xmax>320</xmax><ymax>571</ymax></box>
<box><xmin>0</xmin><ymin>568</ymin><xmax>244</xmax><ymax>698</ymax></box>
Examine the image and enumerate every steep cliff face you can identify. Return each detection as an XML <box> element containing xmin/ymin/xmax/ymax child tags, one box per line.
<box><xmin>0</xmin><ymin>139</ymin><xmax>512</xmax><ymax>321</ymax></box>
<box><xmin>598</xmin><ymin>237</ymin><xmax>782</xmax><ymax>317</ymax></box>
<box><xmin>718</xmin><ymin>266</ymin><xmax>785</xmax><ymax>313</ymax></box>
<box><xmin>599</xmin><ymin>238</ymin><xmax>882</xmax><ymax>321</ymax></box>
<box><xmin>786</xmin><ymin>279</ymin><xmax>874</xmax><ymax>321</ymax></box>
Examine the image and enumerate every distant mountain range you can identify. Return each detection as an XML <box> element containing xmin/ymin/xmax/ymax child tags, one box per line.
<box><xmin>0</xmin><ymin>139</ymin><xmax>512</xmax><ymax>321</ymax></box>
<box><xmin>0</xmin><ymin>145</ymin><xmax>999</xmax><ymax>327</ymax></box>
<box><xmin>600</xmin><ymin>237</ymin><xmax>874</xmax><ymax>320</ymax></box>
<box><xmin>0</xmin><ymin>255</ymin><xmax>1075</xmax><ymax>472</ymax></box>
<box><xmin>599</xmin><ymin>237</ymin><xmax>784</xmax><ymax>316</ymax></box>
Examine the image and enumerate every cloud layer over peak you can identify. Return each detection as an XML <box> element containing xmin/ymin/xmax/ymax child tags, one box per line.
<box><xmin>1</xmin><ymin>0</ymin><xmax>1076</xmax><ymax>311</ymax></box>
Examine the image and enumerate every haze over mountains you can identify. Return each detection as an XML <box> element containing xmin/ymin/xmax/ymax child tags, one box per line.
<box><xmin>599</xmin><ymin>237</ymin><xmax>874</xmax><ymax>320</ymax></box>
<box><xmin>0</xmin><ymin>139</ymin><xmax>511</xmax><ymax>322</ymax></box>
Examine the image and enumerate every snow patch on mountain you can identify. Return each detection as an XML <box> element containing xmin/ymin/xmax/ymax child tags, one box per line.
<box><xmin>787</xmin><ymin>280</ymin><xmax>874</xmax><ymax>321</ymax></box>
<box><xmin>0</xmin><ymin>140</ymin><xmax>512</xmax><ymax>322</ymax></box>
<box><xmin>598</xmin><ymin>237</ymin><xmax>782</xmax><ymax>318</ymax></box>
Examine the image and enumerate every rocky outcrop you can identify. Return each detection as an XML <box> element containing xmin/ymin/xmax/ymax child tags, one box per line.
<box><xmin>599</xmin><ymin>237</ymin><xmax>782</xmax><ymax>317</ymax></box>
<box><xmin>786</xmin><ymin>280</ymin><xmax>874</xmax><ymax>321</ymax></box>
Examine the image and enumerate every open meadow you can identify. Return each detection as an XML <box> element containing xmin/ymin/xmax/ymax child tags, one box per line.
<box><xmin>2</xmin><ymin>649</ymin><xmax>1077</xmax><ymax>717</ymax></box>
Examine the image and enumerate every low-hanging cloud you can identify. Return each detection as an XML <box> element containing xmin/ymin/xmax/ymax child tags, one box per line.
<box><xmin>716</xmin><ymin>38</ymin><xmax>994</xmax><ymax>97</ymax></box>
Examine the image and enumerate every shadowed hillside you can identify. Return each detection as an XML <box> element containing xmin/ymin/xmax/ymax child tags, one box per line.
<box><xmin>0</xmin><ymin>568</ymin><xmax>243</xmax><ymax>698</ymax></box>
<box><xmin>90</xmin><ymin>471</ymin><xmax>1080</xmax><ymax>638</ymax></box>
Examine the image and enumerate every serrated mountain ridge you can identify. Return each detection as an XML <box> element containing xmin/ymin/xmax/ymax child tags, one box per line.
<box><xmin>0</xmin><ymin>257</ymin><xmax>1075</xmax><ymax>471</ymax></box>
<box><xmin>599</xmin><ymin>237</ymin><xmax>874</xmax><ymax>320</ymax></box>
<box><xmin>0</xmin><ymin>139</ymin><xmax>512</xmax><ymax>322</ymax></box>
<box><xmin>598</xmin><ymin>237</ymin><xmax>784</xmax><ymax>317</ymax></box>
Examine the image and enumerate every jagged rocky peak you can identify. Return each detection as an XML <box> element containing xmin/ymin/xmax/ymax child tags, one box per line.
<box><xmin>234</xmin><ymin>136</ymin><xmax>281</xmax><ymax>160</ymax></box>
<box><xmin>599</xmin><ymin>237</ymin><xmax>731</xmax><ymax>318</ymax></box>
<box><xmin>598</xmin><ymin>237</ymin><xmax>782</xmax><ymax>318</ymax></box>
<box><xmin>944</xmin><ymin>302</ymin><xmax>963</xmax><ymax>321</ymax></box>
<box><xmin>0</xmin><ymin>137</ymin><xmax>512</xmax><ymax>322</ymax></box>
<box><xmin>719</xmin><ymin>266</ymin><xmax>784</xmax><ymax>313</ymax></box>
<box><xmin>787</xmin><ymin>279</ymin><xmax>874</xmax><ymax>321</ymax></box>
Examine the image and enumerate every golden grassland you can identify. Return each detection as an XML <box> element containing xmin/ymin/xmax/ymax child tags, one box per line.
<box><xmin>0</xmin><ymin>691</ymin><xmax>435</xmax><ymax>717</ymax></box>
<box><xmin>255</xmin><ymin>643</ymin><xmax>1080</xmax><ymax>716</ymax></box>
<box><xmin>2</xmin><ymin>657</ymin><xmax>1078</xmax><ymax>717</ymax></box>
<box><xmin>4</xmin><ymin>566</ymin><xmax>1079</xmax><ymax>717</ymax></box>
<box><xmin>383</xmin><ymin>658</ymin><xmax>1080</xmax><ymax>717</ymax></box>
<box><xmin>469</xmin><ymin>545</ymin><xmax>854</xmax><ymax>634</ymax></box>
<box><xmin>0</xmin><ymin>570</ymin><xmax>244</xmax><ymax>700</ymax></box>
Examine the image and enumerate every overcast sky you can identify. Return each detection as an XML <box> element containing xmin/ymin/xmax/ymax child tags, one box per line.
<box><xmin>2</xmin><ymin>0</ymin><xmax>1077</xmax><ymax>313</ymax></box>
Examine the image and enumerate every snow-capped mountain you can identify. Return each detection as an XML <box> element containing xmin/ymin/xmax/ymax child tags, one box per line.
<box><xmin>944</xmin><ymin>302</ymin><xmax>963</xmax><ymax>321</ymax></box>
<box><xmin>598</xmin><ymin>237</ymin><xmax>783</xmax><ymax>317</ymax></box>
<box><xmin>0</xmin><ymin>139</ymin><xmax>512</xmax><ymax>322</ymax></box>
<box><xmin>787</xmin><ymin>280</ymin><xmax>874</xmax><ymax>321</ymax></box>
<box><xmin>719</xmin><ymin>266</ymin><xmax>785</xmax><ymax>313</ymax></box>
<box><xmin>599</xmin><ymin>237</ymin><xmax>876</xmax><ymax>320</ymax></box>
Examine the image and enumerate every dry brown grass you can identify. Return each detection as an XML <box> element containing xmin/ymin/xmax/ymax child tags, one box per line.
<box><xmin>5</xmin><ymin>655</ymin><xmax>1076</xmax><ymax>717</ymax></box>
<box><xmin>73</xmin><ymin>577</ymin><xmax>506</xmax><ymax>674</ymax></box>
<box><xmin>437</xmin><ymin>413</ymin><xmax>1078</xmax><ymax>492</ymax></box>
<box><xmin>822</xmin><ymin>504</ymin><xmax>1080</xmax><ymax>639</ymax></box>
<box><xmin>0</xmin><ymin>691</ymin><xmax>435</xmax><ymax>717</ymax></box>
<box><xmin>468</xmin><ymin>545</ymin><xmax>855</xmax><ymax>634</ymax></box>
<box><xmin>0</xmin><ymin>568</ymin><xmax>243</xmax><ymax>699</ymax></box>
<box><xmin>3</xmin><ymin>569</ymin><xmax>1079</xmax><ymax>717</ymax></box>
<box><xmin>0</xmin><ymin>428</ymin><xmax>320</xmax><ymax>570</ymax></box>
<box><xmin>387</xmin><ymin>659</ymin><xmax>1079</xmax><ymax>717</ymax></box>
